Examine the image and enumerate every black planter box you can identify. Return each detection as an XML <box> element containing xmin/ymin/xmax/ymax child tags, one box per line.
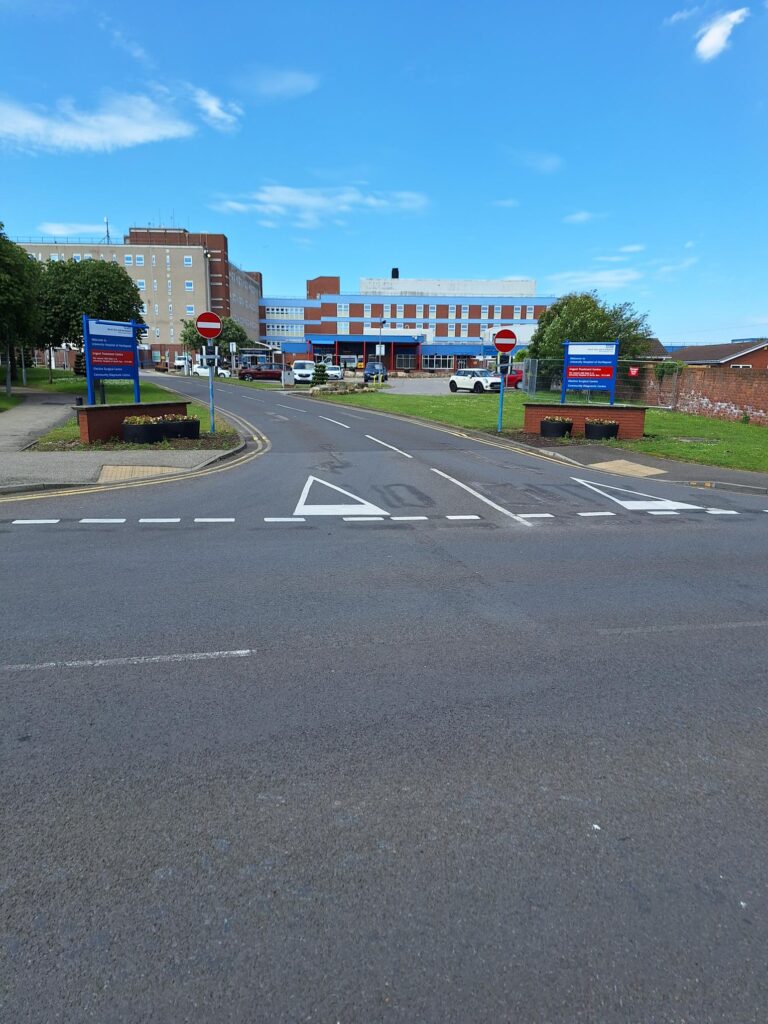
<box><xmin>540</xmin><ymin>420</ymin><xmax>573</xmax><ymax>438</ymax></box>
<box><xmin>162</xmin><ymin>420</ymin><xmax>200</xmax><ymax>439</ymax></box>
<box><xmin>121</xmin><ymin>422</ymin><xmax>164</xmax><ymax>444</ymax></box>
<box><xmin>584</xmin><ymin>422</ymin><xmax>619</xmax><ymax>440</ymax></box>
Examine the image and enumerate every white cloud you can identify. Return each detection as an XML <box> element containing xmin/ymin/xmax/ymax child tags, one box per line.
<box><xmin>547</xmin><ymin>268</ymin><xmax>643</xmax><ymax>290</ymax></box>
<box><xmin>0</xmin><ymin>94</ymin><xmax>195</xmax><ymax>152</ymax></box>
<box><xmin>619</xmin><ymin>243</ymin><xmax>645</xmax><ymax>252</ymax></box>
<box><xmin>563</xmin><ymin>210</ymin><xmax>595</xmax><ymax>224</ymax></box>
<box><xmin>99</xmin><ymin>17</ymin><xmax>151</xmax><ymax>65</ymax></box>
<box><xmin>594</xmin><ymin>255</ymin><xmax>629</xmax><ymax>263</ymax></box>
<box><xmin>695</xmin><ymin>8</ymin><xmax>750</xmax><ymax>61</ymax></box>
<box><xmin>684</xmin><ymin>239</ymin><xmax>696</xmax><ymax>248</ymax></box>
<box><xmin>190</xmin><ymin>88</ymin><xmax>242</xmax><ymax>131</ymax></box>
<box><xmin>244</xmin><ymin>69</ymin><xmax>319</xmax><ymax>100</ymax></box>
<box><xmin>38</xmin><ymin>222</ymin><xmax>111</xmax><ymax>236</ymax></box>
<box><xmin>211</xmin><ymin>185</ymin><xmax>428</xmax><ymax>228</ymax></box>
<box><xmin>664</xmin><ymin>7</ymin><xmax>700</xmax><ymax>25</ymax></box>
<box><xmin>656</xmin><ymin>256</ymin><xmax>698</xmax><ymax>274</ymax></box>
<box><xmin>512</xmin><ymin>150</ymin><xmax>563</xmax><ymax>174</ymax></box>
<box><xmin>493</xmin><ymin>198</ymin><xmax>519</xmax><ymax>208</ymax></box>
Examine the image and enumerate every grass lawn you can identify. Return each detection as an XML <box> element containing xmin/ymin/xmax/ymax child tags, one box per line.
<box><xmin>317</xmin><ymin>390</ymin><xmax>768</xmax><ymax>474</ymax></box>
<box><xmin>0</xmin><ymin>393</ymin><xmax>23</xmax><ymax>413</ymax></box>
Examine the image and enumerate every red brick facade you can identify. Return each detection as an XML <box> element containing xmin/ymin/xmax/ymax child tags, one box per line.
<box><xmin>523</xmin><ymin>403</ymin><xmax>647</xmax><ymax>440</ymax></box>
<box><xmin>76</xmin><ymin>401</ymin><xmax>190</xmax><ymax>443</ymax></box>
<box><xmin>637</xmin><ymin>365</ymin><xmax>768</xmax><ymax>425</ymax></box>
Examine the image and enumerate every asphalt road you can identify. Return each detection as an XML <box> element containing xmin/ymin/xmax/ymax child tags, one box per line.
<box><xmin>2</xmin><ymin>378</ymin><xmax>768</xmax><ymax>1023</ymax></box>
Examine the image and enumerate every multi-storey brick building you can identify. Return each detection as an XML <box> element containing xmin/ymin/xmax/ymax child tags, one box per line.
<box><xmin>21</xmin><ymin>227</ymin><xmax>262</xmax><ymax>363</ymax></box>
<box><xmin>261</xmin><ymin>272</ymin><xmax>555</xmax><ymax>371</ymax></box>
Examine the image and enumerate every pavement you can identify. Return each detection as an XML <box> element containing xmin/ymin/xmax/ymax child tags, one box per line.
<box><xmin>3</xmin><ymin>379</ymin><xmax>768</xmax><ymax>1022</ymax></box>
<box><xmin>0</xmin><ymin>386</ymin><xmax>242</xmax><ymax>492</ymax></box>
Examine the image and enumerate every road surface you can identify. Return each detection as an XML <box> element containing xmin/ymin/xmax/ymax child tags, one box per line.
<box><xmin>2</xmin><ymin>377</ymin><xmax>767</xmax><ymax>1023</ymax></box>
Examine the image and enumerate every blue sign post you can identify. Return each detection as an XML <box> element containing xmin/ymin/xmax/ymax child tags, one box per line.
<box><xmin>83</xmin><ymin>316</ymin><xmax>141</xmax><ymax>404</ymax></box>
<box><xmin>561</xmin><ymin>340</ymin><xmax>619</xmax><ymax>406</ymax></box>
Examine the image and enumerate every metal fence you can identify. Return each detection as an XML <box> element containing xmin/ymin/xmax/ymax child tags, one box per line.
<box><xmin>521</xmin><ymin>358</ymin><xmax>679</xmax><ymax>409</ymax></box>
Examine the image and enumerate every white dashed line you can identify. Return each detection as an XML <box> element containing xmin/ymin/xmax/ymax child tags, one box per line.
<box><xmin>647</xmin><ymin>510</ymin><xmax>679</xmax><ymax>516</ymax></box>
<box><xmin>194</xmin><ymin>518</ymin><xmax>236</xmax><ymax>523</ymax></box>
<box><xmin>2</xmin><ymin>648</ymin><xmax>256</xmax><ymax>673</ymax></box>
<box><xmin>319</xmin><ymin>416</ymin><xmax>351</xmax><ymax>429</ymax></box>
<box><xmin>79</xmin><ymin>518</ymin><xmax>127</xmax><ymax>524</ymax></box>
<box><xmin>518</xmin><ymin>513</ymin><xmax>555</xmax><ymax>519</ymax></box>
<box><xmin>277</xmin><ymin>404</ymin><xmax>307</xmax><ymax>412</ymax></box>
<box><xmin>706</xmin><ymin>509</ymin><xmax>740</xmax><ymax>515</ymax></box>
<box><xmin>577</xmin><ymin>511</ymin><xmax>617</xmax><ymax>517</ymax></box>
<box><xmin>391</xmin><ymin>516</ymin><xmax>429</xmax><ymax>521</ymax></box>
<box><xmin>264</xmin><ymin>517</ymin><xmax>306</xmax><ymax>523</ymax></box>
<box><xmin>365</xmin><ymin>435</ymin><xmax>413</xmax><ymax>458</ymax></box>
<box><xmin>12</xmin><ymin>519</ymin><xmax>60</xmax><ymax>525</ymax></box>
<box><xmin>429</xmin><ymin>468</ymin><xmax>532</xmax><ymax>526</ymax></box>
<box><xmin>343</xmin><ymin>516</ymin><xmax>385</xmax><ymax>522</ymax></box>
<box><xmin>139</xmin><ymin>518</ymin><xmax>181</xmax><ymax>524</ymax></box>
<box><xmin>446</xmin><ymin>514</ymin><xmax>481</xmax><ymax>521</ymax></box>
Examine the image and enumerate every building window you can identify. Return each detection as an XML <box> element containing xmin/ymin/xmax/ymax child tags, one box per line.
<box><xmin>153</xmin><ymin>280</ymin><xmax>158</xmax><ymax>291</ymax></box>
<box><xmin>396</xmin><ymin>304</ymin><xmax>404</xmax><ymax>319</ymax></box>
<box><xmin>416</xmin><ymin>305</ymin><xmax>423</xmax><ymax>318</ymax></box>
<box><xmin>72</xmin><ymin>254</ymin><xmax>81</xmax><ymax>262</ymax></box>
<box><xmin>460</xmin><ymin>324</ymin><xmax>468</xmax><ymax>337</ymax></box>
<box><xmin>184</xmin><ymin>280</ymin><xmax>193</xmax><ymax>291</ymax></box>
<box><xmin>481</xmin><ymin>305</ymin><xmax>488</xmax><ymax>319</ymax></box>
<box><xmin>151</xmin><ymin>254</ymin><xmax>156</xmax><ymax>267</ymax></box>
<box><xmin>111</xmin><ymin>254</ymin><xmax>117</xmax><ymax>262</ymax></box>
<box><xmin>183</xmin><ymin>255</ymin><xmax>193</xmax><ymax>267</ymax></box>
<box><xmin>167</xmin><ymin>280</ymin><xmax>172</xmax><ymax>293</ymax></box>
<box><xmin>135</xmin><ymin>255</ymin><xmax>144</xmax><ymax>266</ymax></box>
<box><xmin>338</xmin><ymin>321</ymin><xmax>349</xmax><ymax>334</ymax></box>
<box><xmin>337</xmin><ymin>303</ymin><xmax>349</xmax><ymax>317</ymax></box>
<box><xmin>396</xmin><ymin>353</ymin><xmax>417</xmax><ymax>370</ymax></box>
<box><xmin>49</xmin><ymin>253</ymin><xmax>59</xmax><ymax>262</ymax></box>
<box><xmin>185</xmin><ymin>304</ymin><xmax>195</xmax><ymax>316</ymax></box>
<box><xmin>136</xmin><ymin>279</ymin><xmax>145</xmax><ymax>290</ymax></box>
<box><xmin>84</xmin><ymin>253</ymin><xmax>93</xmax><ymax>261</ymax></box>
<box><xmin>448</xmin><ymin>305</ymin><xmax>456</xmax><ymax>319</ymax></box>
<box><xmin>364</xmin><ymin>303</ymin><xmax>371</xmax><ymax>318</ymax></box>
<box><xmin>154</xmin><ymin>304</ymin><xmax>159</xmax><ymax>314</ymax></box>
<box><xmin>422</xmin><ymin>354</ymin><xmax>454</xmax><ymax>370</ymax></box>
<box><xmin>429</xmin><ymin>305</ymin><xmax>436</xmax><ymax>319</ymax></box>
<box><xmin>526</xmin><ymin>305</ymin><xmax>534</xmax><ymax>319</ymax></box>
<box><xmin>461</xmin><ymin>305</ymin><xmax>468</xmax><ymax>319</ymax></box>
<box><xmin>168</xmin><ymin>303</ymin><xmax>173</xmax><ymax>314</ymax></box>
<box><xmin>140</xmin><ymin>302</ymin><xmax>147</xmax><ymax>314</ymax></box>
<box><xmin>166</xmin><ymin>254</ymin><xmax>171</xmax><ymax>268</ymax></box>
<box><xmin>514</xmin><ymin>305</ymin><xmax>521</xmax><ymax>319</ymax></box>
<box><xmin>169</xmin><ymin>327</ymin><xmax>174</xmax><ymax>338</ymax></box>
<box><xmin>124</xmin><ymin>255</ymin><xmax>133</xmax><ymax>266</ymax></box>
<box><xmin>155</xmin><ymin>328</ymin><xmax>160</xmax><ymax>338</ymax></box>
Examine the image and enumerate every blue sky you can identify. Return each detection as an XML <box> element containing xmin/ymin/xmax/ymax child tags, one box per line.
<box><xmin>1</xmin><ymin>0</ymin><xmax>766</xmax><ymax>344</ymax></box>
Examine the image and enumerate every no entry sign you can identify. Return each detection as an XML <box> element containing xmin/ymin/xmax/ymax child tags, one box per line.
<box><xmin>494</xmin><ymin>328</ymin><xmax>517</xmax><ymax>353</ymax></box>
<box><xmin>195</xmin><ymin>311</ymin><xmax>222</xmax><ymax>340</ymax></box>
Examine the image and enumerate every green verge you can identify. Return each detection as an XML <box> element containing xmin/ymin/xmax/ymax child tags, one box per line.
<box><xmin>0</xmin><ymin>393</ymin><xmax>23</xmax><ymax>413</ymax></box>
<box><xmin>316</xmin><ymin>391</ymin><xmax>768</xmax><ymax>474</ymax></box>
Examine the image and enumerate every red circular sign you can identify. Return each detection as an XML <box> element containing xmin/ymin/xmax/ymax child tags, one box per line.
<box><xmin>195</xmin><ymin>311</ymin><xmax>222</xmax><ymax>340</ymax></box>
<box><xmin>493</xmin><ymin>328</ymin><xmax>517</xmax><ymax>353</ymax></box>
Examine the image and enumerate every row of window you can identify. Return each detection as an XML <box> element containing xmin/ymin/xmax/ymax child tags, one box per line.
<box><xmin>44</xmin><ymin>252</ymin><xmax>194</xmax><ymax>267</ymax></box>
<box><xmin>265</xmin><ymin>304</ymin><xmax>536</xmax><ymax>321</ymax></box>
<box><xmin>140</xmin><ymin>303</ymin><xmax>196</xmax><ymax>316</ymax></box>
<box><xmin>124</xmin><ymin>253</ymin><xmax>194</xmax><ymax>268</ymax></box>
<box><xmin>135</xmin><ymin>280</ymin><xmax>194</xmax><ymax>292</ymax></box>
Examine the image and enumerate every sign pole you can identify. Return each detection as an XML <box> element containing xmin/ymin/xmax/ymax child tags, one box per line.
<box><xmin>83</xmin><ymin>314</ymin><xmax>95</xmax><ymax>405</ymax></box>
<box><xmin>493</xmin><ymin>328</ymin><xmax>517</xmax><ymax>435</ymax></box>
<box><xmin>497</xmin><ymin>371</ymin><xmax>505</xmax><ymax>433</ymax></box>
<box><xmin>209</xmin><ymin>362</ymin><xmax>215</xmax><ymax>433</ymax></box>
<box><xmin>131</xmin><ymin>320</ymin><xmax>141</xmax><ymax>403</ymax></box>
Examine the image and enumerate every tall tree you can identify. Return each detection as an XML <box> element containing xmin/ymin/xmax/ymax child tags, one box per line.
<box><xmin>0</xmin><ymin>223</ymin><xmax>42</xmax><ymax>393</ymax></box>
<box><xmin>180</xmin><ymin>316</ymin><xmax>250</xmax><ymax>358</ymax></box>
<box><xmin>39</xmin><ymin>259</ymin><xmax>144</xmax><ymax>351</ymax></box>
<box><xmin>528</xmin><ymin>292</ymin><xmax>655</xmax><ymax>364</ymax></box>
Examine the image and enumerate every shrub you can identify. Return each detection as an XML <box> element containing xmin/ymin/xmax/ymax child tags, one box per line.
<box><xmin>311</xmin><ymin>362</ymin><xmax>328</xmax><ymax>386</ymax></box>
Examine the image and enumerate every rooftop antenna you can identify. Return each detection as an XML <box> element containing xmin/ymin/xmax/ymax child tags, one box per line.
<box><xmin>102</xmin><ymin>216</ymin><xmax>111</xmax><ymax>244</ymax></box>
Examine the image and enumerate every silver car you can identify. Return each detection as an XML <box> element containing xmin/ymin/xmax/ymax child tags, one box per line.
<box><xmin>325</xmin><ymin>364</ymin><xmax>345</xmax><ymax>381</ymax></box>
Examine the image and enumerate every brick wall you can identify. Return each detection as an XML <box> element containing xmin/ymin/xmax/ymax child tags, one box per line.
<box><xmin>76</xmin><ymin>401</ymin><xmax>190</xmax><ymax>443</ymax></box>
<box><xmin>637</xmin><ymin>365</ymin><xmax>768</xmax><ymax>425</ymax></box>
<box><xmin>523</xmin><ymin>403</ymin><xmax>647</xmax><ymax>439</ymax></box>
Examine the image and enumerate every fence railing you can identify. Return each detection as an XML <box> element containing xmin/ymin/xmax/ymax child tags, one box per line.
<box><xmin>521</xmin><ymin>359</ymin><xmax>679</xmax><ymax>409</ymax></box>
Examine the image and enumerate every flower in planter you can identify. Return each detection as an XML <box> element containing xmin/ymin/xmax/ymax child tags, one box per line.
<box><xmin>161</xmin><ymin>414</ymin><xmax>199</xmax><ymax>423</ymax></box>
<box><xmin>123</xmin><ymin>414</ymin><xmax>163</xmax><ymax>425</ymax></box>
<box><xmin>585</xmin><ymin>418</ymin><xmax>618</xmax><ymax>425</ymax></box>
<box><xmin>542</xmin><ymin>415</ymin><xmax>574</xmax><ymax>423</ymax></box>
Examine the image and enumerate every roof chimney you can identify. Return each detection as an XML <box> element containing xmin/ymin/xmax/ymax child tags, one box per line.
<box><xmin>391</xmin><ymin>267</ymin><xmax>399</xmax><ymax>279</ymax></box>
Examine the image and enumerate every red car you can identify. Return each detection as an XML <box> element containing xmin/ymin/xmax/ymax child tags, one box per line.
<box><xmin>239</xmin><ymin>362</ymin><xmax>284</xmax><ymax>382</ymax></box>
<box><xmin>504</xmin><ymin>366</ymin><xmax>524</xmax><ymax>389</ymax></box>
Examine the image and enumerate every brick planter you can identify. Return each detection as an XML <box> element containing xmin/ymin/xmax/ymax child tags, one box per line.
<box><xmin>523</xmin><ymin>403</ymin><xmax>647</xmax><ymax>440</ymax></box>
<box><xmin>75</xmin><ymin>402</ymin><xmax>190</xmax><ymax>443</ymax></box>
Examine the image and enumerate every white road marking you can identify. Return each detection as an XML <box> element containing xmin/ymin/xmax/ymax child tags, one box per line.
<box><xmin>293</xmin><ymin>475</ymin><xmax>389</xmax><ymax>517</ymax></box>
<box><xmin>391</xmin><ymin>516</ymin><xmax>429</xmax><ymax>521</ymax></box>
<box><xmin>79</xmin><ymin>518</ymin><xmax>126</xmax><ymax>524</ymax></box>
<box><xmin>572</xmin><ymin>477</ymin><xmax>704</xmax><ymax>512</ymax></box>
<box><xmin>446</xmin><ymin>514</ymin><xmax>481</xmax><ymax>520</ymax></box>
<box><xmin>365</xmin><ymin>435</ymin><xmax>413</xmax><ymax>458</ymax></box>
<box><xmin>194</xmin><ymin>517</ymin><xmax>236</xmax><ymax>523</ymax></box>
<box><xmin>319</xmin><ymin>415</ymin><xmax>350</xmax><ymax>429</ymax></box>
<box><xmin>264</xmin><ymin>517</ymin><xmax>306</xmax><ymax>523</ymax></box>
<box><xmin>518</xmin><ymin>513</ymin><xmax>555</xmax><ymax>519</ymax></box>
<box><xmin>343</xmin><ymin>516</ymin><xmax>385</xmax><ymax>522</ymax></box>
<box><xmin>277</xmin><ymin>404</ymin><xmax>306</xmax><ymax>413</ymax></box>
<box><xmin>139</xmin><ymin>518</ymin><xmax>181</xmax><ymax>523</ymax></box>
<box><xmin>706</xmin><ymin>509</ymin><xmax>740</xmax><ymax>515</ymax></box>
<box><xmin>12</xmin><ymin>519</ymin><xmax>60</xmax><ymax>525</ymax></box>
<box><xmin>577</xmin><ymin>511</ymin><xmax>617</xmax><ymax>517</ymax></box>
<box><xmin>647</xmin><ymin>510</ymin><xmax>679</xmax><ymax>516</ymax></box>
<box><xmin>1</xmin><ymin>648</ymin><xmax>256</xmax><ymax>673</ymax></box>
<box><xmin>429</xmin><ymin>468</ymin><xmax>532</xmax><ymax>526</ymax></box>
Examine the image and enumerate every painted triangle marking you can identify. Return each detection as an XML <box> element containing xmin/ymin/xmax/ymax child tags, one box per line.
<box><xmin>571</xmin><ymin>477</ymin><xmax>705</xmax><ymax>512</ymax></box>
<box><xmin>293</xmin><ymin>475</ymin><xmax>390</xmax><ymax>517</ymax></box>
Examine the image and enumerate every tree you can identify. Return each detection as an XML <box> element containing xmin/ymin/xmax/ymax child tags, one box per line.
<box><xmin>180</xmin><ymin>317</ymin><xmax>249</xmax><ymax>358</ymax></box>
<box><xmin>0</xmin><ymin>224</ymin><xmax>42</xmax><ymax>393</ymax></box>
<box><xmin>528</xmin><ymin>292</ymin><xmax>654</xmax><ymax>366</ymax></box>
<box><xmin>311</xmin><ymin>362</ymin><xmax>328</xmax><ymax>386</ymax></box>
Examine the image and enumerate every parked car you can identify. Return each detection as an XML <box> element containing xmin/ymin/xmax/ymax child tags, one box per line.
<box><xmin>448</xmin><ymin>369</ymin><xmax>501</xmax><ymax>393</ymax></box>
<box><xmin>325</xmin><ymin>364</ymin><xmax>345</xmax><ymax>381</ymax></box>
<box><xmin>504</xmin><ymin>366</ymin><xmax>525</xmax><ymax>389</ymax></box>
<box><xmin>292</xmin><ymin>360</ymin><xmax>316</xmax><ymax>383</ymax></box>
<box><xmin>239</xmin><ymin>362</ymin><xmax>283</xmax><ymax>382</ymax></box>
<box><xmin>339</xmin><ymin>355</ymin><xmax>358</xmax><ymax>371</ymax></box>
<box><xmin>356</xmin><ymin>358</ymin><xmax>365</xmax><ymax>371</ymax></box>
<box><xmin>363</xmin><ymin>361</ymin><xmax>388</xmax><ymax>382</ymax></box>
<box><xmin>192</xmin><ymin>363</ymin><xmax>231</xmax><ymax>378</ymax></box>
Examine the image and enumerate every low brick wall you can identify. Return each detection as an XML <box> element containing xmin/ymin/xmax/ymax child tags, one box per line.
<box><xmin>523</xmin><ymin>403</ymin><xmax>647</xmax><ymax>440</ymax></box>
<box><xmin>635</xmin><ymin>365</ymin><xmax>768</xmax><ymax>425</ymax></box>
<box><xmin>75</xmin><ymin>402</ymin><xmax>190</xmax><ymax>443</ymax></box>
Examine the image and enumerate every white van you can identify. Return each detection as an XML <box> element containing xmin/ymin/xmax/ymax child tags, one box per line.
<box><xmin>292</xmin><ymin>360</ymin><xmax>315</xmax><ymax>384</ymax></box>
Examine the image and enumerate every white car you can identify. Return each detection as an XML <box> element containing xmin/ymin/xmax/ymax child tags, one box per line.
<box><xmin>192</xmin><ymin>363</ymin><xmax>231</xmax><ymax>378</ymax></box>
<box><xmin>448</xmin><ymin>369</ymin><xmax>501</xmax><ymax>393</ymax></box>
<box><xmin>325</xmin><ymin>364</ymin><xmax>345</xmax><ymax>381</ymax></box>
<box><xmin>292</xmin><ymin>360</ymin><xmax>315</xmax><ymax>383</ymax></box>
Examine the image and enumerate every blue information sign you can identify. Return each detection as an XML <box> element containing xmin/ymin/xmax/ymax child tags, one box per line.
<box><xmin>83</xmin><ymin>316</ymin><xmax>141</xmax><ymax>404</ymax></box>
<box><xmin>561</xmin><ymin>340</ymin><xmax>619</xmax><ymax>406</ymax></box>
